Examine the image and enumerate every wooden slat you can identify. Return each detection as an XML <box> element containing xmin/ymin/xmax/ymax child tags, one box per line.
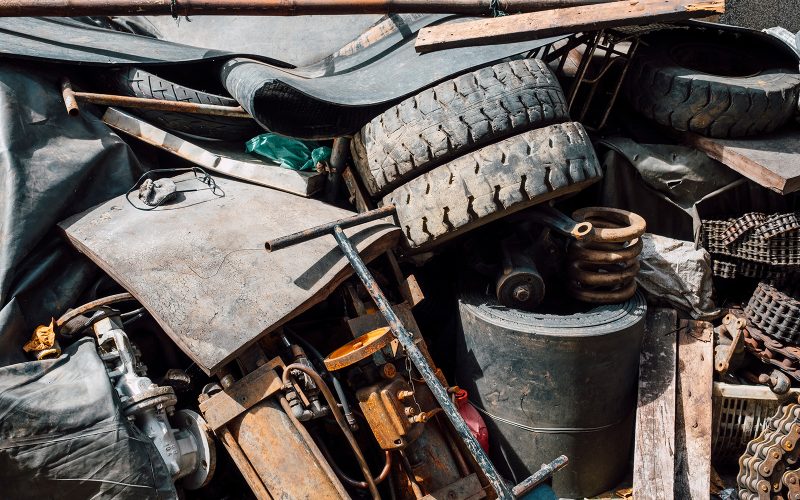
<box><xmin>675</xmin><ymin>320</ymin><xmax>714</xmax><ymax>498</ymax></box>
<box><xmin>684</xmin><ymin>129</ymin><xmax>800</xmax><ymax>194</ymax></box>
<box><xmin>415</xmin><ymin>0</ymin><xmax>724</xmax><ymax>53</ymax></box>
<box><xmin>633</xmin><ymin>308</ymin><xmax>678</xmax><ymax>500</ymax></box>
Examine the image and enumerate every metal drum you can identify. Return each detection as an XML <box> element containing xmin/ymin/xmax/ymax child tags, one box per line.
<box><xmin>456</xmin><ymin>290</ymin><xmax>647</xmax><ymax>498</ymax></box>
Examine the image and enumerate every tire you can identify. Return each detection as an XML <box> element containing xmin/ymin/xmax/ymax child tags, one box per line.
<box><xmin>385</xmin><ymin>122</ymin><xmax>602</xmax><ymax>251</ymax></box>
<box><xmin>352</xmin><ymin>58</ymin><xmax>569</xmax><ymax>197</ymax></box>
<box><xmin>626</xmin><ymin>28</ymin><xmax>800</xmax><ymax>138</ymax></box>
<box><xmin>98</xmin><ymin>67</ymin><xmax>262</xmax><ymax>141</ymax></box>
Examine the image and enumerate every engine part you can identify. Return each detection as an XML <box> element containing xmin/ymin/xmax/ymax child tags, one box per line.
<box><xmin>324</xmin><ymin>326</ymin><xmax>394</xmax><ymax>371</ymax></box>
<box><xmin>457</xmin><ymin>289</ymin><xmax>646</xmax><ymax>498</ymax></box>
<box><xmin>746</xmin><ymin>282</ymin><xmax>800</xmax><ymax>344</ymax></box>
<box><xmin>567</xmin><ymin>207</ymin><xmax>646</xmax><ymax>304</ymax></box>
<box><xmin>496</xmin><ymin>235</ymin><xmax>546</xmax><ymax>310</ymax></box>
<box><xmin>715</xmin><ymin>313</ymin><xmax>747</xmax><ymax>376</ymax></box>
<box><xmin>282</xmin><ymin>338</ymin><xmax>330</xmax><ymax>421</ymax></box>
<box><xmin>356</xmin><ymin>377</ymin><xmax>427</xmax><ymax>450</ymax></box>
<box><xmin>738</xmin><ymin>401</ymin><xmax>800</xmax><ymax>500</ymax></box>
<box><xmin>92</xmin><ymin>312</ymin><xmax>214</xmax><ymax>489</ymax></box>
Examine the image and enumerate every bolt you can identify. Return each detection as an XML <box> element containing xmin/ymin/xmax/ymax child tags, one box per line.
<box><xmin>397</xmin><ymin>390</ymin><xmax>414</xmax><ymax>400</ymax></box>
<box><xmin>381</xmin><ymin>363</ymin><xmax>397</xmax><ymax>379</ymax></box>
<box><xmin>513</xmin><ymin>284</ymin><xmax>532</xmax><ymax>303</ymax></box>
<box><xmin>405</xmin><ymin>407</ymin><xmax>417</xmax><ymax>416</ymax></box>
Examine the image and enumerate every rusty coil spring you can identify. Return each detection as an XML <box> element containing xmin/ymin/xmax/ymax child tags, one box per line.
<box><xmin>567</xmin><ymin>207</ymin><xmax>646</xmax><ymax>304</ymax></box>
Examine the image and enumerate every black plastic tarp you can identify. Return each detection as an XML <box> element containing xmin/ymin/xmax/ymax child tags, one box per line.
<box><xmin>0</xmin><ymin>63</ymin><xmax>172</xmax><ymax>498</ymax></box>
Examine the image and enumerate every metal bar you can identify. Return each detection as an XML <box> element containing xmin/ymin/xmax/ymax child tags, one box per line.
<box><xmin>1</xmin><ymin>0</ymin><xmax>616</xmax><ymax>17</ymax></box>
<box><xmin>60</xmin><ymin>79</ymin><xmax>250</xmax><ymax>118</ymax></box>
<box><xmin>510</xmin><ymin>455</ymin><xmax>569</xmax><ymax>497</ymax></box>
<box><xmin>331</xmin><ymin>225</ymin><xmax>515</xmax><ymax>499</ymax></box>
<box><xmin>325</xmin><ymin>136</ymin><xmax>351</xmax><ymax>202</ymax></box>
<box><xmin>264</xmin><ymin>204</ymin><xmax>396</xmax><ymax>251</ymax></box>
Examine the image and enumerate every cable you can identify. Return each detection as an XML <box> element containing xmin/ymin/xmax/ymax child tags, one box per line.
<box><xmin>125</xmin><ymin>166</ymin><xmax>224</xmax><ymax>211</ymax></box>
<box><xmin>282</xmin><ymin>363</ymin><xmax>380</xmax><ymax>500</ymax></box>
<box><xmin>317</xmin><ymin>437</ymin><xmax>391</xmax><ymax>489</ymax></box>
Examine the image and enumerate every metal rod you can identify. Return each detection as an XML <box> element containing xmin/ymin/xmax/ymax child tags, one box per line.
<box><xmin>510</xmin><ymin>455</ymin><xmax>568</xmax><ymax>497</ymax></box>
<box><xmin>264</xmin><ymin>204</ymin><xmax>396</xmax><ymax>251</ymax></box>
<box><xmin>60</xmin><ymin>78</ymin><xmax>250</xmax><ymax>118</ymax></box>
<box><xmin>1</xmin><ymin>0</ymin><xmax>616</xmax><ymax>17</ymax></box>
<box><xmin>331</xmin><ymin>225</ymin><xmax>515</xmax><ymax>499</ymax></box>
<box><xmin>325</xmin><ymin>136</ymin><xmax>351</xmax><ymax>202</ymax></box>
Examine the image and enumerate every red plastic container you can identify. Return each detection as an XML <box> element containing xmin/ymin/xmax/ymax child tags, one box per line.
<box><xmin>455</xmin><ymin>389</ymin><xmax>489</xmax><ymax>453</ymax></box>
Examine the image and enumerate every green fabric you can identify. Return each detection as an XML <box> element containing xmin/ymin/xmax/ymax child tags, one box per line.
<box><xmin>246</xmin><ymin>133</ymin><xmax>331</xmax><ymax>172</ymax></box>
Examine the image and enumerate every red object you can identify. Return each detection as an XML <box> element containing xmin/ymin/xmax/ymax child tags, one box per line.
<box><xmin>455</xmin><ymin>389</ymin><xmax>489</xmax><ymax>453</ymax></box>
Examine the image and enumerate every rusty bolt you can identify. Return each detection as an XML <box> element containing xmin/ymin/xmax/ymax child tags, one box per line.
<box><xmin>220</xmin><ymin>374</ymin><xmax>235</xmax><ymax>389</ymax></box>
<box><xmin>405</xmin><ymin>406</ymin><xmax>417</xmax><ymax>416</ymax></box>
<box><xmin>381</xmin><ymin>362</ymin><xmax>397</xmax><ymax>379</ymax></box>
<box><xmin>397</xmin><ymin>390</ymin><xmax>414</xmax><ymax>400</ymax></box>
<box><xmin>513</xmin><ymin>284</ymin><xmax>532</xmax><ymax>303</ymax></box>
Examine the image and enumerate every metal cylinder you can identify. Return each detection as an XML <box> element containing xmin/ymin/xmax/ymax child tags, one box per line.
<box><xmin>456</xmin><ymin>290</ymin><xmax>647</xmax><ymax>498</ymax></box>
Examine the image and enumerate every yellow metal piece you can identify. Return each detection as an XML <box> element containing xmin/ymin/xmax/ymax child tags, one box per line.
<box><xmin>324</xmin><ymin>326</ymin><xmax>393</xmax><ymax>371</ymax></box>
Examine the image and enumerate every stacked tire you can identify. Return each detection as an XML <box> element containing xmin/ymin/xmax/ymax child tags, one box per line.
<box><xmin>351</xmin><ymin>58</ymin><xmax>603</xmax><ymax>251</ymax></box>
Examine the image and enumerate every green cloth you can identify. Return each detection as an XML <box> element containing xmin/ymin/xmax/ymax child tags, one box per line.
<box><xmin>246</xmin><ymin>133</ymin><xmax>332</xmax><ymax>172</ymax></box>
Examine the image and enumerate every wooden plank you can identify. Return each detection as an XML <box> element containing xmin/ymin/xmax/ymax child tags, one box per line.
<box><xmin>103</xmin><ymin>107</ymin><xmax>324</xmax><ymax>197</ymax></box>
<box><xmin>199</xmin><ymin>357</ymin><xmax>284</xmax><ymax>431</ymax></box>
<box><xmin>633</xmin><ymin>308</ymin><xmax>677</xmax><ymax>500</ymax></box>
<box><xmin>59</xmin><ymin>173</ymin><xmax>399</xmax><ymax>374</ymax></box>
<box><xmin>684</xmin><ymin>129</ymin><xmax>800</xmax><ymax>194</ymax></box>
<box><xmin>675</xmin><ymin>320</ymin><xmax>713</xmax><ymax>499</ymax></box>
<box><xmin>415</xmin><ymin>0</ymin><xmax>724</xmax><ymax>53</ymax></box>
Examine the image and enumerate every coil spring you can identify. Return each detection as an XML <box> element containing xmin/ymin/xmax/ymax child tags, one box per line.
<box><xmin>567</xmin><ymin>207</ymin><xmax>646</xmax><ymax>304</ymax></box>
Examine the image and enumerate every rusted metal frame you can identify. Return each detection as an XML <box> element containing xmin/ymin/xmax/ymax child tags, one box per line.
<box><xmin>61</xmin><ymin>78</ymin><xmax>250</xmax><ymax>118</ymax></box>
<box><xmin>566</xmin><ymin>30</ymin><xmax>603</xmax><ymax>111</ymax></box>
<box><xmin>199</xmin><ymin>356</ymin><xmax>285</xmax><ymax>431</ymax></box>
<box><xmin>0</xmin><ymin>0</ymin><xmax>618</xmax><ymax>17</ymax></box>
<box><xmin>265</xmin><ymin>204</ymin><xmax>397</xmax><ymax>251</ymax></box>
<box><xmin>510</xmin><ymin>455</ymin><xmax>569</xmax><ymax>498</ymax></box>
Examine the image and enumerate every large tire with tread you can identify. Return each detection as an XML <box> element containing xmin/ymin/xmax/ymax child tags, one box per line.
<box><xmin>98</xmin><ymin>67</ymin><xmax>262</xmax><ymax>141</ymax></box>
<box><xmin>353</xmin><ymin>58</ymin><xmax>569</xmax><ymax>197</ymax></box>
<box><xmin>385</xmin><ymin>122</ymin><xmax>602</xmax><ymax>251</ymax></box>
<box><xmin>626</xmin><ymin>28</ymin><xmax>800</xmax><ymax>138</ymax></box>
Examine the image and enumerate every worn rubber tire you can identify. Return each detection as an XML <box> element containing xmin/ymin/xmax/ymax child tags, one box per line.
<box><xmin>98</xmin><ymin>67</ymin><xmax>262</xmax><ymax>141</ymax></box>
<box><xmin>385</xmin><ymin>122</ymin><xmax>602</xmax><ymax>251</ymax></box>
<box><xmin>352</xmin><ymin>58</ymin><xmax>569</xmax><ymax>197</ymax></box>
<box><xmin>626</xmin><ymin>28</ymin><xmax>800</xmax><ymax>138</ymax></box>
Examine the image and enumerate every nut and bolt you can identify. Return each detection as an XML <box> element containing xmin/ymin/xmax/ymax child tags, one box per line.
<box><xmin>513</xmin><ymin>284</ymin><xmax>532</xmax><ymax>303</ymax></box>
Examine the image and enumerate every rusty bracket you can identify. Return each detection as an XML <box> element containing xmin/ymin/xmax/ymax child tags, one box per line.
<box><xmin>199</xmin><ymin>356</ymin><xmax>285</xmax><ymax>431</ymax></box>
<box><xmin>714</xmin><ymin>313</ymin><xmax>747</xmax><ymax>375</ymax></box>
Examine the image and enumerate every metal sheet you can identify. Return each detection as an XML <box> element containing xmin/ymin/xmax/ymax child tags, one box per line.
<box><xmin>59</xmin><ymin>173</ymin><xmax>399</xmax><ymax>374</ymax></box>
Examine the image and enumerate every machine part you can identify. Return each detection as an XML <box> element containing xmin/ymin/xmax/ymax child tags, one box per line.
<box><xmin>0</xmin><ymin>0</ymin><xmax>618</xmax><ymax>17</ymax></box>
<box><xmin>55</xmin><ymin>292</ymin><xmax>136</xmax><ymax>330</ymax></box>
<box><xmin>568</xmin><ymin>207</ymin><xmax>646</xmax><ymax>304</ymax></box>
<box><xmin>385</xmin><ymin>121</ymin><xmax>603</xmax><ymax>251</ymax></box>
<box><xmin>712</xmin><ymin>382</ymin><xmax>800</xmax><ymax>465</ymax></box>
<box><xmin>755</xmin><ymin>212</ymin><xmax>800</xmax><ymax>240</ymax></box>
<box><xmin>401</xmin><ymin>423</ymin><xmax>467</xmax><ymax>496</ymax></box>
<box><xmin>457</xmin><ymin>290</ymin><xmax>646</xmax><ymax>498</ymax></box>
<box><xmin>626</xmin><ymin>27</ymin><xmax>800</xmax><ymax>138</ymax></box>
<box><xmin>318</xmin><ymin>439</ymin><xmax>392</xmax><ymax>489</ymax></box>
<box><xmin>511</xmin><ymin>455</ymin><xmax>569</xmax><ymax>498</ymax></box>
<box><xmin>284</xmin><ymin>342</ymin><xmax>330</xmax><ymax>421</ymax></box>
<box><xmin>712</xmin><ymin>258</ymin><xmax>795</xmax><ymax>281</ymax></box>
<box><xmin>282</xmin><ymin>362</ymin><xmax>380</xmax><ymax>499</ymax></box>
<box><xmin>92</xmin><ymin>313</ymin><xmax>215</xmax><ymax>489</ymax></box>
<box><xmin>759</xmin><ymin>370</ymin><xmax>793</xmax><ymax>395</ymax></box>
<box><xmin>746</xmin><ymin>282</ymin><xmax>800</xmax><ymax>344</ymax></box>
<box><xmin>527</xmin><ymin>205</ymin><xmax>593</xmax><ymax>240</ymax></box>
<box><xmin>496</xmin><ymin>236</ymin><xmax>545</xmax><ymax>311</ymax></box>
<box><xmin>703</xmin><ymin>214</ymin><xmax>800</xmax><ymax>270</ymax></box>
<box><xmin>737</xmin><ymin>402</ymin><xmax>800</xmax><ymax>500</ymax></box>
<box><xmin>356</xmin><ymin>377</ymin><xmax>426</xmax><ymax>450</ymax></box>
<box><xmin>715</xmin><ymin>313</ymin><xmax>747</xmax><ymax>376</ymax></box>
<box><xmin>324</xmin><ymin>326</ymin><xmax>394</xmax><ymax>371</ymax></box>
<box><xmin>743</xmin><ymin>322</ymin><xmax>800</xmax><ymax>383</ymax></box>
<box><xmin>267</xmin><ymin>217</ymin><xmax>520</xmax><ymax>499</ymax></box>
<box><xmin>351</xmin><ymin>58</ymin><xmax>569</xmax><ymax>197</ymax></box>
<box><xmin>91</xmin><ymin>68</ymin><xmax>260</xmax><ymax>141</ymax></box>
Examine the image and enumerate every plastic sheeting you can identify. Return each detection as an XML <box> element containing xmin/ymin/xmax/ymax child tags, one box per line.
<box><xmin>0</xmin><ymin>64</ymin><xmax>172</xmax><ymax>497</ymax></box>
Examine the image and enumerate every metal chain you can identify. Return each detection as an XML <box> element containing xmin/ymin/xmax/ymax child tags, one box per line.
<box><xmin>746</xmin><ymin>283</ymin><xmax>800</xmax><ymax>344</ymax></box>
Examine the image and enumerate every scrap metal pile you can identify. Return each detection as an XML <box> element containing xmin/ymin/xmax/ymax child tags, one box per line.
<box><xmin>3</xmin><ymin>1</ymin><xmax>800</xmax><ymax>500</ymax></box>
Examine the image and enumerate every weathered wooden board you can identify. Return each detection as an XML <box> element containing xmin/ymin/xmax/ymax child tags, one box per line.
<box><xmin>633</xmin><ymin>308</ymin><xmax>678</xmax><ymax>500</ymax></box>
<box><xmin>415</xmin><ymin>0</ymin><xmax>724</xmax><ymax>53</ymax></box>
<box><xmin>685</xmin><ymin>129</ymin><xmax>800</xmax><ymax>194</ymax></box>
<box><xmin>59</xmin><ymin>173</ymin><xmax>399</xmax><ymax>374</ymax></box>
<box><xmin>103</xmin><ymin>107</ymin><xmax>324</xmax><ymax>197</ymax></box>
<box><xmin>675</xmin><ymin>320</ymin><xmax>713</xmax><ymax>499</ymax></box>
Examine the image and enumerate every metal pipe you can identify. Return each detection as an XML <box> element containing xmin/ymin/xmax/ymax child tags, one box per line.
<box><xmin>282</xmin><ymin>363</ymin><xmax>381</xmax><ymax>499</ymax></box>
<box><xmin>331</xmin><ymin>226</ymin><xmax>515</xmax><ymax>499</ymax></box>
<box><xmin>510</xmin><ymin>455</ymin><xmax>569</xmax><ymax>498</ymax></box>
<box><xmin>326</xmin><ymin>136</ymin><xmax>351</xmax><ymax>202</ymax></box>
<box><xmin>264</xmin><ymin>204</ymin><xmax>396</xmax><ymax>251</ymax></box>
<box><xmin>61</xmin><ymin>78</ymin><xmax>250</xmax><ymax>118</ymax></box>
<box><xmin>56</xmin><ymin>292</ymin><xmax>137</xmax><ymax>329</ymax></box>
<box><xmin>1</xmin><ymin>0</ymin><xmax>617</xmax><ymax>17</ymax></box>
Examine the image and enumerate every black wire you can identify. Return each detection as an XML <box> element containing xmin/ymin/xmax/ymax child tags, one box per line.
<box><xmin>125</xmin><ymin>167</ymin><xmax>224</xmax><ymax>211</ymax></box>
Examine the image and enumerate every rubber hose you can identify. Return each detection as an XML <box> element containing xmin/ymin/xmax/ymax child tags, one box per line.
<box><xmin>317</xmin><ymin>434</ymin><xmax>391</xmax><ymax>489</ymax></box>
<box><xmin>283</xmin><ymin>363</ymin><xmax>381</xmax><ymax>499</ymax></box>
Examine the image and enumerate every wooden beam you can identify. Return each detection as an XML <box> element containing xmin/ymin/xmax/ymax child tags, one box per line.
<box><xmin>415</xmin><ymin>0</ymin><xmax>725</xmax><ymax>53</ymax></box>
<box><xmin>675</xmin><ymin>320</ymin><xmax>714</xmax><ymax>499</ymax></box>
<box><xmin>633</xmin><ymin>308</ymin><xmax>678</xmax><ymax>500</ymax></box>
<box><xmin>684</xmin><ymin>130</ymin><xmax>800</xmax><ymax>195</ymax></box>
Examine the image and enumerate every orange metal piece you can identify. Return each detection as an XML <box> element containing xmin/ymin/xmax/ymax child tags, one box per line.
<box><xmin>324</xmin><ymin>326</ymin><xmax>393</xmax><ymax>371</ymax></box>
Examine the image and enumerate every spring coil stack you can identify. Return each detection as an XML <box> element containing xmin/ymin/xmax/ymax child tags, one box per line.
<box><xmin>567</xmin><ymin>207</ymin><xmax>646</xmax><ymax>304</ymax></box>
